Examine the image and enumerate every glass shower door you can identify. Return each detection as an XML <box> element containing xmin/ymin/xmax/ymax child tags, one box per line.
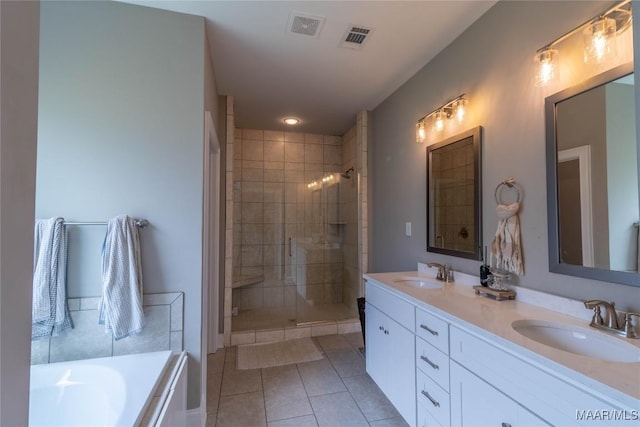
<box><xmin>294</xmin><ymin>172</ymin><xmax>358</xmax><ymax>325</ymax></box>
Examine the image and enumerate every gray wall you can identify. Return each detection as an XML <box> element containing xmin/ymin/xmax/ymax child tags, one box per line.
<box><xmin>370</xmin><ymin>1</ymin><xmax>640</xmax><ymax>311</ymax></box>
<box><xmin>0</xmin><ymin>2</ymin><xmax>40</xmax><ymax>424</ymax></box>
<box><xmin>36</xmin><ymin>1</ymin><xmax>210</xmax><ymax>409</ymax></box>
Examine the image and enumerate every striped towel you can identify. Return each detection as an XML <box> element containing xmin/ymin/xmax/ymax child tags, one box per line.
<box><xmin>99</xmin><ymin>215</ymin><xmax>145</xmax><ymax>340</ymax></box>
<box><xmin>32</xmin><ymin>217</ymin><xmax>73</xmax><ymax>339</ymax></box>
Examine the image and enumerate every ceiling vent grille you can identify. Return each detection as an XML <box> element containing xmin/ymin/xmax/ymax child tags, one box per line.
<box><xmin>287</xmin><ymin>12</ymin><xmax>325</xmax><ymax>38</ymax></box>
<box><xmin>341</xmin><ymin>25</ymin><xmax>374</xmax><ymax>49</ymax></box>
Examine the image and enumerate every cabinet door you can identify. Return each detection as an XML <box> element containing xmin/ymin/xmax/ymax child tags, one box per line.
<box><xmin>365</xmin><ymin>302</ymin><xmax>416</xmax><ymax>427</ymax></box>
<box><xmin>386</xmin><ymin>312</ymin><xmax>416</xmax><ymax>426</ymax></box>
<box><xmin>365</xmin><ymin>302</ymin><xmax>386</xmax><ymax>389</ymax></box>
<box><xmin>451</xmin><ymin>362</ymin><xmax>549</xmax><ymax>427</ymax></box>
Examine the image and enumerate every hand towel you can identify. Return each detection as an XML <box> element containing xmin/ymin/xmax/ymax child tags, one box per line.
<box><xmin>32</xmin><ymin>217</ymin><xmax>73</xmax><ymax>339</ymax></box>
<box><xmin>99</xmin><ymin>215</ymin><xmax>144</xmax><ymax>340</ymax></box>
<box><xmin>491</xmin><ymin>202</ymin><xmax>524</xmax><ymax>275</ymax></box>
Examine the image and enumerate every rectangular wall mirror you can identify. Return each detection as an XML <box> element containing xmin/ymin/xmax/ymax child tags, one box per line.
<box><xmin>546</xmin><ymin>62</ymin><xmax>640</xmax><ymax>287</ymax></box>
<box><xmin>427</xmin><ymin>126</ymin><xmax>482</xmax><ymax>260</ymax></box>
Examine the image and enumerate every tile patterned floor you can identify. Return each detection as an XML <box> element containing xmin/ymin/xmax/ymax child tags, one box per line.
<box><xmin>206</xmin><ymin>332</ymin><xmax>409</xmax><ymax>427</ymax></box>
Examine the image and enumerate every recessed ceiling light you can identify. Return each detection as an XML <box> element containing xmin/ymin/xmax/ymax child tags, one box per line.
<box><xmin>283</xmin><ymin>117</ymin><xmax>301</xmax><ymax>126</ymax></box>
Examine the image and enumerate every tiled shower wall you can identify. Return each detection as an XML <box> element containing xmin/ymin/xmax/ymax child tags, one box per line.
<box><xmin>232</xmin><ymin>129</ymin><xmax>347</xmax><ymax>313</ymax></box>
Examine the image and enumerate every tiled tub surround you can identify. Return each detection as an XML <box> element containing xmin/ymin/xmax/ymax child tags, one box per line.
<box><xmin>31</xmin><ymin>292</ymin><xmax>183</xmax><ymax>364</ymax></box>
<box><xmin>365</xmin><ymin>265</ymin><xmax>639</xmax><ymax>426</ymax></box>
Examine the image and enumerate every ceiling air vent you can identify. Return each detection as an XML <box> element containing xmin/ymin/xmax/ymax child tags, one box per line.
<box><xmin>341</xmin><ymin>25</ymin><xmax>374</xmax><ymax>50</ymax></box>
<box><xmin>287</xmin><ymin>12</ymin><xmax>325</xmax><ymax>38</ymax></box>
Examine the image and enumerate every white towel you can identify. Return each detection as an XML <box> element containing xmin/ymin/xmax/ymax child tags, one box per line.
<box><xmin>491</xmin><ymin>203</ymin><xmax>524</xmax><ymax>275</ymax></box>
<box><xmin>99</xmin><ymin>215</ymin><xmax>144</xmax><ymax>340</ymax></box>
<box><xmin>32</xmin><ymin>217</ymin><xmax>73</xmax><ymax>339</ymax></box>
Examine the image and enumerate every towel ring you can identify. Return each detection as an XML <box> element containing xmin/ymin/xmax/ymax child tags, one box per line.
<box><xmin>494</xmin><ymin>178</ymin><xmax>522</xmax><ymax>205</ymax></box>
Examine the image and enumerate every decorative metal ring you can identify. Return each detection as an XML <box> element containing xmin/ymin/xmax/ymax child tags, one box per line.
<box><xmin>494</xmin><ymin>178</ymin><xmax>522</xmax><ymax>205</ymax></box>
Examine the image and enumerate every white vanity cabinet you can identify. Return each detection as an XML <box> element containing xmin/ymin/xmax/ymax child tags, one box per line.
<box><xmin>365</xmin><ymin>280</ymin><xmax>416</xmax><ymax>427</ymax></box>
<box><xmin>365</xmin><ymin>274</ymin><xmax>638</xmax><ymax>427</ymax></box>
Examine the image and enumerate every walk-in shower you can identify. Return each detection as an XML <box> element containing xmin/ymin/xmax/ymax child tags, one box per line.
<box><xmin>230</xmin><ymin>129</ymin><xmax>362</xmax><ymax>332</ymax></box>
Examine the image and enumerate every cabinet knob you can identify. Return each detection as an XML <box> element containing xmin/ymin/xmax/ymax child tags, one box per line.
<box><xmin>501</xmin><ymin>423</ymin><xmax>512</xmax><ymax>427</ymax></box>
<box><xmin>384</xmin><ymin>330</ymin><xmax>389</xmax><ymax>335</ymax></box>
<box><xmin>379</xmin><ymin>325</ymin><xmax>384</xmax><ymax>331</ymax></box>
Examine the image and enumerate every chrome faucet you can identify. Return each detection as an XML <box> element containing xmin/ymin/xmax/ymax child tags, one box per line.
<box><xmin>584</xmin><ymin>300</ymin><xmax>639</xmax><ymax>339</ymax></box>
<box><xmin>427</xmin><ymin>263</ymin><xmax>454</xmax><ymax>282</ymax></box>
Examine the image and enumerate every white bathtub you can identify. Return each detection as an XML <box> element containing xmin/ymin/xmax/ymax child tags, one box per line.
<box><xmin>29</xmin><ymin>351</ymin><xmax>173</xmax><ymax>427</ymax></box>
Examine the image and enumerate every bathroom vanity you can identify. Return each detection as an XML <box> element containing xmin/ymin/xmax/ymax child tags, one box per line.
<box><xmin>364</xmin><ymin>267</ymin><xmax>639</xmax><ymax>427</ymax></box>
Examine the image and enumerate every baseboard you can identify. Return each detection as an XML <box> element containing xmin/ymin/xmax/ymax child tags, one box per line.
<box><xmin>186</xmin><ymin>408</ymin><xmax>204</xmax><ymax>427</ymax></box>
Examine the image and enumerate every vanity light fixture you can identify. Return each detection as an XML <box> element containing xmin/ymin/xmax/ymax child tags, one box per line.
<box><xmin>415</xmin><ymin>94</ymin><xmax>468</xmax><ymax>143</ymax></box>
<box><xmin>534</xmin><ymin>0</ymin><xmax>631</xmax><ymax>87</ymax></box>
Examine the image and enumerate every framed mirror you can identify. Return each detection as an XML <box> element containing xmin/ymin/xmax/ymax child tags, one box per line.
<box><xmin>546</xmin><ymin>62</ymin><xmax>640</xmax><ymax>287</ymax></box>
<box><xmin>427</xmin><ymin>126</ymin><xmax>482</xmax><ymax>260</ymax></box>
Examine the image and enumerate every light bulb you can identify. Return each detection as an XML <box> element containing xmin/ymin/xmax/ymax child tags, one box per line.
<box><xmin>584</xmin><ymin>17</ymin><xmax>616</xmax><ymax>64</ymax></box>
<box><xmin>283</xmin><ymin>117</ymin><xmax>301</xmax><ymax>125</ymax></box>
<box><xmin>534</xmin><ymin>49</ymin><xmax>558</xmax><ymax>87</ymax></box>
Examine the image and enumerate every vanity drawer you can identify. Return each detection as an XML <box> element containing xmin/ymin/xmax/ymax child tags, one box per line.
<box><xmin>416</xmin><ymin>337</ymin><xmax>449</xmax><ymax>391</ymax></box>
<box><xmin>416</xmin><ymin>368</ymin><xmax>450</xmax><ymax>427</ymax></box>
<box><xmin>415</xmin><ymin>308</ymin><xmax>449</xmax><ymax>354</ymax></box>
<box><xmin>366</xmin><ymin>280</ymin><xmax>414</xmax><ymax>331</ymax></box>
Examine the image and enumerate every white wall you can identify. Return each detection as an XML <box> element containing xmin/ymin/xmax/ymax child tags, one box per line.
<box><xmin>37</xmin><ymin>0</ymin><xmax>208</xmax><ymax>409</ymax></box>
<box><xmin>370</xmin><ymin>1</ymin><xmax>640</xmax><ymax>311</ymax></box>
<box><xmin>0</xmin><ymin>1</ymin><xmax>40</xmax><ymax>425</ymax></box>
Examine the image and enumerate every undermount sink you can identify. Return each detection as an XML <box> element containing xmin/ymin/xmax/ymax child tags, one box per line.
<box><xmin>511</xmin><ymin>319</ymin><xmax>640</xmax><ymax>363</ymax></box>
<box><xmin>394</xmin><ymin>276</ymin><xmax>443</xmax><ymax>290</ymax></box>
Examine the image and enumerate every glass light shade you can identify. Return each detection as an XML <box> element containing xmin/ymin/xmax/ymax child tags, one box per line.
<box><xmin>534</xmin><ymin>49</ymin><xmax>558</xmax><ymax>87</ymax></box>
<box><xmin>416</xmin><ymin>121</ymin><xmax>427</xmax><ymax>143</ymax></box>
<box><xmin>434</xmin><ymin>111</ymin><xmax>445</xmax><ymax>132</ymax></box>
<box><xmin>453</xmin><ymin>98</ymin><xmax>468</xmax><ymax>123</ymax></box>
<box><xmin>583</xmin><ymin>17</ymin><xmax>617</xmax><ymax>64</ymax></box>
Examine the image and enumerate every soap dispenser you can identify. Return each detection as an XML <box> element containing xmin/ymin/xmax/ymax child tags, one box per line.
<box><xmin>480</xmin><ymin>246</ymin><xmax>490</xmax><ymax>287</ymax></box>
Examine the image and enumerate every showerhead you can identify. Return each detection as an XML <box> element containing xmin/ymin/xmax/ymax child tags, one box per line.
<box><xmin>341</xmin><ymin>167</ymin><xmax>354</xmax><ymax>179</ymax></box>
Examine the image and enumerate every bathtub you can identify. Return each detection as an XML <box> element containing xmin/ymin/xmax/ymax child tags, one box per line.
<box><xmin>29</xmin><ymin>351</ymin><xmax>176</xmax><ymax>427</ymax></box>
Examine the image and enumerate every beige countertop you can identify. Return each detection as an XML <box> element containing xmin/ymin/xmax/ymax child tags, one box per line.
<box><xmin>364</xmin><ymin>271</ymin><xmax>640</xmax><ymax>408</ymax></box>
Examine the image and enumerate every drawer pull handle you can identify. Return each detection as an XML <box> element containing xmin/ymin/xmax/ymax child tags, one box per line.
<box><xmin>501</xmin><ymin>424</ymin><xmax>512</xmax><ymax>427</ymax></box>
<box><xmin>420</xmin><ymin>324</ymin><xmax>439</xmax><ymax>336</ymax></box>
<box><xmin>420</xmin><ymin>355</ymin><xmax>439</xmax><ymax>370</ymax></box>
<box><xmin>421</xmin><ymin>390</ymin><xmax>440</xmax><ymax>408</ymax></box>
